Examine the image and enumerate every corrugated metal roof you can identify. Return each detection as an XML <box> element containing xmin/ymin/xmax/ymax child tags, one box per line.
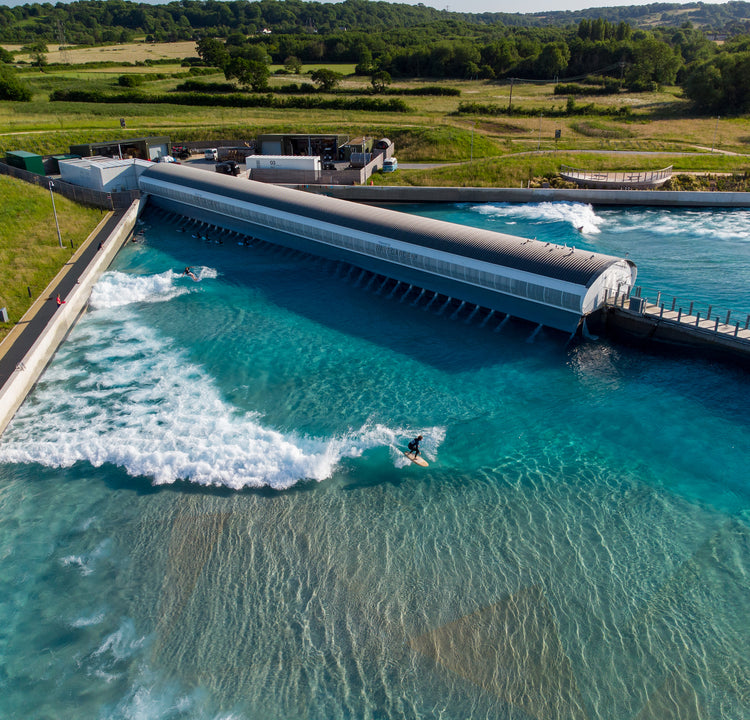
<box><xmin>141</xmin><ymin>163</ymin><xmax>632</xmax><ymax>287</ymax></box>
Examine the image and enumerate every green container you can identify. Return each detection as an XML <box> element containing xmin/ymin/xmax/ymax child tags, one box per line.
<box><xmin>6</xmin><ymin>150</ymin><xmax>45</xmax><ymax>175</ymax></box>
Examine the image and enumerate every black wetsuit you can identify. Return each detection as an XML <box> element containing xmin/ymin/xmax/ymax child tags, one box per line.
<box><xmin>408</xmin><ymin>437</ymin><xmax>421</xmax><ymax>456</ymax></box>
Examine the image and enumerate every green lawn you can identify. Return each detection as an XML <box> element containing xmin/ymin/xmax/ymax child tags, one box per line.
<box><xmin>0</xmin><ymin>174</ymin><xmax>104</xmax><ymax>340</ymax></box>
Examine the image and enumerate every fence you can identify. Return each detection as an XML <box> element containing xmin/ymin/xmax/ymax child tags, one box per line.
<box><xmin>560</xmin><ymin>165</ymin><xmax>673</xmax><ymax>188</ymax></box>
<box><xmin>0</xmin><ymin>162</ymin><xmax>139</xmax><ymax>209</ymax></box>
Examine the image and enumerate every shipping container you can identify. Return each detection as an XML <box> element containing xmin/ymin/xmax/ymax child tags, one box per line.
<box><xmin>246</xmin><ymin>155</ymin><xmax>321</xmax><ymax>171</ymax></box>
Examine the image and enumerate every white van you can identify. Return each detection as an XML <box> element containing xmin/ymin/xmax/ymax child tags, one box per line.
<box><xmin>382</xmin><ymin>157</ymin><xmax>398</xmax><ymax>173</ymax></box>
<box><xmin>204</xmin><ymin>148</ymin><xmax>218</xmax><ymax>161</ymax></box>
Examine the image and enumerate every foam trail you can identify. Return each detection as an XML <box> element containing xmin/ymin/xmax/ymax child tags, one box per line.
<box><xmin>0</xmin><ymin>272</ymin><xmax>443</xmax><ymax>489</ymax></box>
<box><xmin>600</xmin><ymin>207</ymin><xmax>750</xmax><ymax>241</ymax></box>
<box><xmin>470</xmin><ymin>201</ymin><xmax>604</xmax><ymax>235</ymax></box>
<box><xmin>89</xmin><ymin>268</ymin><xmax>216</xmax><ymax>310</ymax></box>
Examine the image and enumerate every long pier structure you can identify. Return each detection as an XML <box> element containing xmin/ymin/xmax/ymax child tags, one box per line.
<box><xmin>139</xmin><ymin>163</ymin><xmax>636</xmax><ymax>334</ymax></box>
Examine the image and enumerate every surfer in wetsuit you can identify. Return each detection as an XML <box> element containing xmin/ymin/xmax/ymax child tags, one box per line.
<box><xmin>183</xmin><ymin>266</ymin><xmax>198</xmax><ymax>281</ymax></box>
<box><xmin>408</xmin><ymin>435</ymin><xmax>423</xmax><ymax>458</ymax></box>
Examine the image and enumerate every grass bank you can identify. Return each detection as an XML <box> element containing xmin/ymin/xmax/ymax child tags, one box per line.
<box><xmin>369</xmin><ymin>151</ymin><xmax>750</xmax><ymax>188</ymax></box>
<box><xmin>0</xmin><ymin>175</ymin><xmax>104</xmax><ymax>341</ymax></box>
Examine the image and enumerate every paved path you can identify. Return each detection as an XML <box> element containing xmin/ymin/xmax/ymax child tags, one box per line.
<box><xmin>0</xmin><ymin>208</ymin><xmax>127</xmax><ymax>390</ymax></box>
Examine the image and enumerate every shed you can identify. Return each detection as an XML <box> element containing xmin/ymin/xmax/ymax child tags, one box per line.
<box><xmin>6</xmin><ymin>150</ymin><xmax>45</xmax><ymax>175</ymax></box>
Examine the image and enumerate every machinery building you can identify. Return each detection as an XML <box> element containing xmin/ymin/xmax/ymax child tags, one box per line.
<box><xmin>69</xmin><ymin>136</ymin><xmax>171</xmax><ymax>162</ymax></box>
<box><xmin>138</xmin><ymin>163</ymin><xmax>636</xmax><ymax>334</ymax></box>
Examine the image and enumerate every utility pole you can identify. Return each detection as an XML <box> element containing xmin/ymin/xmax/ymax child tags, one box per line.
<box><xmin>538</xmin><ymin>113</ymin><xmax>543</xmax><ymax>151</ymax></box>
<box><xmin>508</xmin><ymin>77</ymin><xmax>514</xmax><ymax>114</ymax></box>
<box><xmin>49</xmin><ymin>180</ymin><xmax>63</xmax><ymax>248</ymax></box>
<box><xmin>711</xmin><ymin>116</ymin><xmax>720</xmax><ymax>152</ymax></box>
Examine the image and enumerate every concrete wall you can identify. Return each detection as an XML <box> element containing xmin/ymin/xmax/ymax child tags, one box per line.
<box><xmin>297</xmin><ymin>185</ymin><xmax>750</xmax><ymax>208</ymax></box>
<box><xmin>0</xmin><ymin>201</ymin><xmax>140</xmax><ymax>437</ymax></box>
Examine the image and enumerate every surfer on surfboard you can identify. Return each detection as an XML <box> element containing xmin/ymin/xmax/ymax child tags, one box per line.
<box><xmin>407</xmin><ymin>435</ymin><xmax>423</xmax><ymax>459</ymax></box>
<box><xmin>403</xmin><ymin>435</ymin><xmax>428</xmax><ymax>466</ymax></box>
<box><xmin>183</xmin><ymin>266</ymin><xmax>198</xmax><ymax>281</ymax></box>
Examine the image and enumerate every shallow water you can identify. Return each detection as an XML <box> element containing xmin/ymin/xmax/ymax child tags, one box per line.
<box><xmin>0</xmin><ymin>201</ymin><xmax>748</xmax><ymax>719</ymax></box>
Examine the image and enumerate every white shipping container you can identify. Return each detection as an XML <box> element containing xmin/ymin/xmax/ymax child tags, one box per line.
<box><xmin>59</xmin><ymin>157</ymin><xmax>152</xmax><ymax>192</ymax></box>
<box><xmin>247</xmin><ymin>155</ymin><xmax>320</xmax><ymax>171</ymax></box>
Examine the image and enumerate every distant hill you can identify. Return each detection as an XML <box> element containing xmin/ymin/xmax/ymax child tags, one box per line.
<box><xmin>1</xmin><ymin>0</ymin><xmax>749</xmax><ymax>45</ymax></box>
<box><xmin>504</xmin><ymin>2</ymin><xmax>750</xmax><ymax>32</ymax></box>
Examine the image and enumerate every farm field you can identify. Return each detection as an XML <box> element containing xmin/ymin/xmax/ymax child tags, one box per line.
<box><xmin>0</xmin><ymin>41</ymin><xmax>749</xmax><ymax>182</ymax></box>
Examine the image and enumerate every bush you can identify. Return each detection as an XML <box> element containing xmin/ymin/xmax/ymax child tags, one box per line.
<box><xmin>553</xmin><ymin>80</ymin><xmax>620</xmax><ymax>96</ymax></box>
<box><xmin>49</xmin><ymin>88</ymin><xmax>411</xmax><ymax>113</ymax></box>
<box><xmin>174</xmin><ymin>79</ymin><xmax>238</xmax><ymax>93</ymax></box>
<box><xmin>118</xmin><ymin>74</ymin><xmax>145</xmax><ymax>88</ymax></box>
<box><xmin>0</xmin><ymin>65</ymin><xmax>32</xmax><ymax>101</ymax></box>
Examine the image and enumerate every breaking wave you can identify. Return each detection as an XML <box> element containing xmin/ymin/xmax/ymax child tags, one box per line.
<box><xmin>470</xmin><ymin>201</ymin><xmax>604</xmax><ymax>235</ymax></box>
<box><xmin>0</xmin><ymin>270</ymin><xmax>443</xmax><ymax>490</ymax></box>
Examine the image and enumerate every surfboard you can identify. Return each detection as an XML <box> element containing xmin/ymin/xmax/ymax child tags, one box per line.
<box><xmin>403</xmin><ymin>450</ymin><xmax>429</xmax><ymax>467</ymax></box>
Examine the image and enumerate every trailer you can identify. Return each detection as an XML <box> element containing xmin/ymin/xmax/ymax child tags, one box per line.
<box><xmin>246</xmin><ymin>155</ymin><xmax>321</xmax><ymax>172</ymax></box>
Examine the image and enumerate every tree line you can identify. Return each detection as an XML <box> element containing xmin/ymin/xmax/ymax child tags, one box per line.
<box><xmin>1</xmin><ymin>0</ymin><xmax>750</xmax><ymax>113</ymax></box>
<box><xmin>1</xmin><ymin>0</ymin><xmax>749</xmax><ymax>45</ymax></box>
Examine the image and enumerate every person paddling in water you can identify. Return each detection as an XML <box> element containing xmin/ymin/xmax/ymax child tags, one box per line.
<box><xmin>407</xmin><ymin>435</ymin><xmax>423</xmax><ymax>459</ymax></box>
<box><xmin>183</xmin><ymin>266</ymin><xmax>198</xmax><ymax>281</ymax></box>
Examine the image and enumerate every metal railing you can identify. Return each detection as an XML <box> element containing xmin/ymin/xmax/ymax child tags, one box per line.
<box><xmin>560</xmin><ymin>165</ymin><xmax>673</xmax><ymax>186</ymax></box>
<box><xmin>605</xmin><ymin>286</ymin><xmax>750</xmax><ymax>342</ymax></box>
<box><xmin>0</xmin><ymin>161</ymin><xmax>139</xmax><ymax>209</ymax></box>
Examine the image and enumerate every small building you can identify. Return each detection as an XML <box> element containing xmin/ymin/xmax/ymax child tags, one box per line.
<box><xmin>59</xmin><ymin>156</ymin><xmax>153</xmax><ymax>193</ymax></box>
<box><xmin>69</xmin><ymin>136</ymin><xmax>171</xmax><ymax>162</ymax></box>
<box><xmin>5</xmin><ymin>150</ymin><xmax>45</xmax><ymax>175</ymax></box>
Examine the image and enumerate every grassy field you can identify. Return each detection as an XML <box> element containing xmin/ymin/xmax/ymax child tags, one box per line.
<box><xmin>2</xmin><ymin>53</ymin><xmax>748</xmax><ymax>170</ymax></box>
<box><xmin>0</xmin><ymin>174</ymin><xmax>104</xmax><ymax>341</ymax></box>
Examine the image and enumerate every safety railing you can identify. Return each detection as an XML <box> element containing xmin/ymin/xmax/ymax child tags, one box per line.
<box><xmin>560</xmin><ymin>165</ymin><xmax>673</xmax><ymax>186</ymax></box>
<box><xmin>605</xmin><ymin>286</ymin><xmax>750</xmax><ymax>342</ymax></box>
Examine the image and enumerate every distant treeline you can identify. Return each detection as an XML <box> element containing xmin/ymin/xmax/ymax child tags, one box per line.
<box><xmin>3</xmin><ymin>0</ymin><xmax>750</xmax><ymax>113</ymax></box>
<box><xmin>49</xmin><ymin>87</ymin><xmax>411</xmax><ymax>112</ymax></box>
<box><xmin>1</xmin><ymin>0</ymin><xmax>750</xmax><ymax>45</ymax></box>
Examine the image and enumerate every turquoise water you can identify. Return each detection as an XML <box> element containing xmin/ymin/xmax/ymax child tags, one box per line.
<box><xmin>0</xmin><ymin>201</ymin><xmax>748</xmax><ymax>719</ymax></box>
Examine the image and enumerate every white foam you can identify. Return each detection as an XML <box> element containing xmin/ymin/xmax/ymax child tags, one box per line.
<box><xmin>0</xmin><ymin>302</ymin><xmax>444</xmax><ymax>489</ymax></box>
<box><xmin>91</xmin><ymin>618</ymin><xmax>146</xmax><ymax>662</ymax></box>
<box><xmin>601</xmin><ymin>207</ymin><xmax>750</xmax><ymax>241</ymax></box>
<box><xmin>89</xmin><ymin>267</ymin><xmax>217</xmax><ymax>310</ymax></box>
<box><xmin>69</xmin><ymin>611</ymin><xmax>107</xmax><ymax>628</ymax></box>
<box><xmin>470</xmin><ymin>201</ymin><xmax>603</xmax><ymax>234</ymax></box>
<box><xmin>61</xmin><ymin>538</ymin><xmax>112</xmax><ymax>576</ymax></box>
